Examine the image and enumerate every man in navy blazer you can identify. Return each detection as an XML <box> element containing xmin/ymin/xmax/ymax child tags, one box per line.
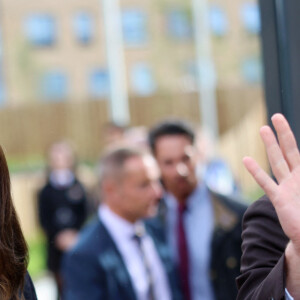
<box><xmin>62</xmin><ymin>147</ymin><xmax>182</xmax><ymax>300</ymax></box>
<box><xmin>148</xmin><ymin>119</ymin><xmax>247</xmax><ymax>300</ymax></box>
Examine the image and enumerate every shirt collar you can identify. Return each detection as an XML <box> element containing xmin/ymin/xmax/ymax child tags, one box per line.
<box><xmin>98</xmin><ymin>204</ymin><xmax>144</xmax><ymax>241</ymax></box>
<box><xmin>49</xmin><ymin>170</ymin><xmax>75</xmax><ymax>188</ymax></box>
<box><xmin>164</xmin><ymin>182</ymin><xmax>209</xmax><ymax>211</ymax></box>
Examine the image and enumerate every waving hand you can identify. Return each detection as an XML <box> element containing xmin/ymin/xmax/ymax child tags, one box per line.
<box><xmin>243</xmin><ymin>113</ymin><xmax>300</xmax><ymax>298</ymax></box>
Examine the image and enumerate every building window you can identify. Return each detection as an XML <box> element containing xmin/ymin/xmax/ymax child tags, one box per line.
<box><xmin>131</xmin><ymin>63</ymin><xmax>156</xmax><ymax>96</ymax></box>
<box><xmin>241</xmin><ymin>2</ymin><xmax>261</xmax><ymax>34</ymax></box>
<box><xmin>179</xmin><ymin>61</ymin><xmax>197</xmax><ymax>93</ymax></box>
<box><xmin>241</xmin><ymin>57</ymin><xmax>262</xmax><ymax>84</ymax></box>
<box><xmin>89</xmin><ymin>69</ymin><xmax>110</xmax><ymax>98</ymax></box>
<box><xmin>74</xmin><ymin>12</ymin><xmax>94</xmax><ymax>45</ymax></box>
<box><xmin>209</xmin><ymin>5</ymin><xmax>228</xmax><ymax>36</ymax></box>
<box><xmin>167</xmin><ymin>9</ymin><xmax>192</xmax><ymax>40</ymax></box>
<box><xmin>184</xmin><ymin>60</ymin><xmax>198</xmax><ymax>79</ymax></box>
<box><xmin>25</xmin><ymin>14</ymin><xmax>56</xmax><ymax>46</ymax></box>
<box><xmin>183</xmin><ymin>60</ymin><xmax>216</xmax><ymax>91</ymax></box>
<box><xmin>122</xmin><ymin>9</ymin><xmax>147</xmax><ymax>46</ymax></box>
<box><xmin>40</xmin><ymin>71</ymin><xmax>67</xmax><ymax>101</ymax></box>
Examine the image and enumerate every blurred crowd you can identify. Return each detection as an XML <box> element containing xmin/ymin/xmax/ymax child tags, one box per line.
<box><xmin>37</xmin><ymin>118</ymin><xmax>247</xmax><ymax>300</ymax></box>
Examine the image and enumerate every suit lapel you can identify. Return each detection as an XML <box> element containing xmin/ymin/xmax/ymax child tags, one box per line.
<box><xmin>151</xmin><ymin>231</ymin><xmax>173</xmax><ymax>274</ymax></box>
<box><xmin>97</xmin><ymin>221</ymin><xmax>137</xmax><ymax>300</ymax></box>
<box><xmin>146</xmin><ymin>223</ymin><xmax>181</xmax><ymax>299</ymax></box>
<box><xmin>210</xmin><ymin>192</ymin><xmax>238</xmax><ymax>253</ymax></box>
<box><xmin>211</xmin><ymin>193</ymin><xmax>238</xmax><ymax>232</ymax></box>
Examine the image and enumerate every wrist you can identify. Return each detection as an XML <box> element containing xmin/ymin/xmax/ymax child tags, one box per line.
<box><xmin>285</xmin><ymin>242</ymin><xmax>300</xmax><ymax>299</ymax></box>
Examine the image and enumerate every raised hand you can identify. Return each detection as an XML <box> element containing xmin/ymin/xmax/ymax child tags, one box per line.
<box><xmin>243</xmin><ymin>113</ymin><xmax>300</xmax><ymax>249</ymax></box>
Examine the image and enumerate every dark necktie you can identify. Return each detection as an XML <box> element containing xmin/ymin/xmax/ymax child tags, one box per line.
<box><xmin>177</xmin><ymin>202</ymin><xmax>191</xmax><ymax>300</ymax></box>
<box><xmin>133</xmin><ymin>225</ymin><xmax>155</xmax><ymax>300</ymax></box>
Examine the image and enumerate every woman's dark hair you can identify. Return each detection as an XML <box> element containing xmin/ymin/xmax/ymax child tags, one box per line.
<box><xmin>0</xmin><ymin>146</ymin><xmax>28</xmax><ymax>300</ymax></box>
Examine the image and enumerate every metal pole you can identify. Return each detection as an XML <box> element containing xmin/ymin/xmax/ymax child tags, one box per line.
<box><xmin>101</xmin><ymin>0</ymin><xmax>130</xmax><ymax>125</ymax></box>
<box><xmin>274</xmin><ymin>0</ymin><xmax>293</xmax><ymax>123</ymax></box>
<box><xmin>191</xmin><ymin>0</ymin><xmax>219</xmax><ymax>139</ymax></box>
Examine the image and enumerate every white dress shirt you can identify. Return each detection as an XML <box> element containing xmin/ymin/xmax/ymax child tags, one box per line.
<box><xmin>98</xmin><ymin>205</ymin><xmax>171</xmax><ymax>300</ymax></box>
<box><xmin>286</xmin><ymin>288</ymin><xmax>294</xmax><ymax>299</ymax></box>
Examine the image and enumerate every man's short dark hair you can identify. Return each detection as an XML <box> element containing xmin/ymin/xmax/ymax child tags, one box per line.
<box><xmin>148</xmin><ymin>119</ymin><xmax>195</xmax><ymax>154</ymax></box>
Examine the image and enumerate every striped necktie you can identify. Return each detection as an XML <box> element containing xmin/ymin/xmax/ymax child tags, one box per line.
<box><xmin>133</xmin><ymin>224</ymin><xmax>155</xmax><ymax>300</ymax></box>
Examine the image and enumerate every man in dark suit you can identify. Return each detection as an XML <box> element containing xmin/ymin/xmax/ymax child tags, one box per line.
<box><xmin>62</xmin><ymin>147</ymin><xmax>182</xmax><ymax>300</ymax></box>
<box><xmin>148</xmin><ymin>120</ymin><xmax>247</xmax><ymax>300</ymax></box>
<box><xmin>38</xmin><ymin>141</ymin><xmax>88</xmax><ymax>299</ymax></box>
<box><xmin>237</xmin><ymin>113</ymin><xmax>300</xmax><ymax>300</ymax></box>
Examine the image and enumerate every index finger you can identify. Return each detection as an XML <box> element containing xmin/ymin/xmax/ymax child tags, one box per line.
<box><xmin>243</xmin><ymin>156</ymin><xmax>278</xmax><ymax>199</ymax></box>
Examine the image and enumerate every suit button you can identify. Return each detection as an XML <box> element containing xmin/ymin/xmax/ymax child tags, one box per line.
<box><xmin>226</xmin><ymin>256</ymin><xmax>237</xmax><ymax>269</ymax></box>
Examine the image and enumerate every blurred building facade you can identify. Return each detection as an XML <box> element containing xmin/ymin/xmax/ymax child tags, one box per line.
<box><xmin>0</xmin><ymin>0</ymin><xmax>261</xmax><ymax>105</ymax></box>
<box><xmin>0</xmin><ymin>0</ymin><xmax>266</xmax><ymax>241</ymax></box>
<box><xmin>0</xmin><ymin>0</ymin><xmax>266</xmax><ymax>196</ymax></box>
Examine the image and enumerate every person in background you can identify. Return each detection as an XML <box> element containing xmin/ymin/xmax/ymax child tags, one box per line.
<box><xmin>62</xmin><ymin>147</ymin><xmax>182</xmax><ymax>300</ymax></box>
<box><xmin>103</xmin><ymin>121</ymin><xmax>127</xmax><ymax>147</ymax></box>
<box><xmin>38</xmin><ymin>141</ymin><xmax>87</xmax><ymax>299</ymax></box>
<box><xmin>0</xmin><ymin>145</ymin><xmax>37</xmax><ymax>300</ymax></box>
<box><xmin>148</xmin><ymin>119</ymin><xmax>247</xmax><ymax>300</ymax></box>
<box><xmin>123</xmin><ymin>126</ymin><xmax>149</xmax><ymax>151</ymax></box>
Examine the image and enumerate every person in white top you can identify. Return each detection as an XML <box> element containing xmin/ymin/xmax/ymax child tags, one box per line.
<box><xmin>62</xmin><ymin>146</ymin><xmax>183</xmax><ymax>300</ymax></box>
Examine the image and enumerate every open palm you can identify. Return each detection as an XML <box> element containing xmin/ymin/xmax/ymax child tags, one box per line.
<box><xmin>244</xmin><ymin>113</ymin><xmax>300</xmax><ymax>248</ymax></box>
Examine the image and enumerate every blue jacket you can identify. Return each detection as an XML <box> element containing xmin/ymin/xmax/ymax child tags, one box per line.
<box><xmin>62</xmin><ymin>217</ymin><xmax>182</xmax><ymax>300</ymax></box>
<box><xmin>21</xmin><ymin>272</ymin><xmax>37</xmax><ymax>300</ymax></box>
